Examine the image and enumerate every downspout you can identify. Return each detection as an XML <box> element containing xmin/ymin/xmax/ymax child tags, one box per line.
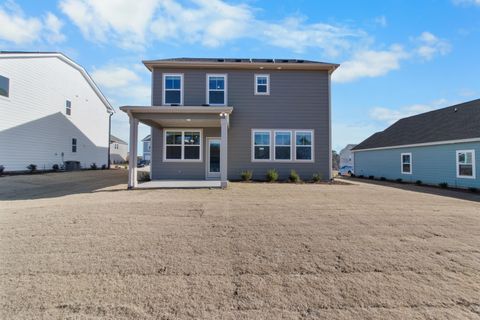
<box><xmin>107</xmin><ymin>112</ymin><xmax>112</xmax><ymax>169</ymax></box>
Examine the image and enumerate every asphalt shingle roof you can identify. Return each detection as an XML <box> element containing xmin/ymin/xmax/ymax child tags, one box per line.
<box><xmin>353</xmin><ymin>99</ymin><xmax>480</xmax><ymax>151</ymax></box>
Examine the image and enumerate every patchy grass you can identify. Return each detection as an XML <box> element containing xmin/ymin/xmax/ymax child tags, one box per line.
<box><xmin>1</xmin><ymin>171</ymin><xmax>480</xmax><ymax>319</ymax></box>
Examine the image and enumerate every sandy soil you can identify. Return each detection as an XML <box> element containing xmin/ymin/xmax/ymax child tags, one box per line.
<box><xmin>1</xmin><ymin>170</ymin><xmax>479</xmax><ymax>319</ymax></box>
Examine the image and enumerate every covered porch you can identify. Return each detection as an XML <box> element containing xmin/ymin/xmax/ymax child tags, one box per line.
<box><xmin>120</xmin><ymin>106</ymin><xmax>233</xmax><ymax>189</ymax></box>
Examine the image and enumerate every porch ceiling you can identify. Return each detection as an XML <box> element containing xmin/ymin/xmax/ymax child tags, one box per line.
<box><xmin>120</xmin><ymin>106</ymin><xmax>233</xmax><ymax>128</ymax></box>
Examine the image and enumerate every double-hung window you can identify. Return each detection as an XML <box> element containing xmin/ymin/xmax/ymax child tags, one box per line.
<box><xmin>207</xmin><ymin>74</ymin><xmax>227</xmax><ymax>105</ymax></box>
<box><xmin>274</xmin><ymin>131</ymin><xmax>292</xmax><ymax>160</ymax></box>
<box><xmin>255</xmin><ymin>74</ymin><xmax>270</xmax><ymax>95</ymax></box>
<box><xmin>295</xmin><ymin>131</ymin><xmax>313</xmax><ymax>161</ymax></box>
<box><xmin>401</xmin><ymin>153</ymin><xmax>412</xmax><ymax>174</ymax></box>
<box><xmin>163</xmin><ymin>74</ymin><xmax>183</xmax><ymax>105</ymax></box>
<box><xmin>0</xmin><ymin>75</ymin><xmax>9</xmax><ymax>98</ymax></box>
<box><xmin>164</xmin><ymin>130</ymin><xmax>202</xmax><ymax>161</ymax></box>
<box><xmin>456</xmin><ymin>150</ymin><xmax>475</xmax><ymax>178</ymax></box>
<box><xmin>66</xmin><ymin>100</ymin><xmax>72</xmax><ymax>115</ymax></box>
<box><xmin>253</xmin><ymin>130</ymin><xmax>271</xmax><ymax>160</ymax></box>
<box><xmin>72</xmin><ymin>138</ymin><xmax>77</xmax><ymax>153</ymax></box>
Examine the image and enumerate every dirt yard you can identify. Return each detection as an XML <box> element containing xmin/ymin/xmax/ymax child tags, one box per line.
<box><xmin>1</xmin><ymin>170</ymin><xmax>479</xmax><ymax>319</ymax></box>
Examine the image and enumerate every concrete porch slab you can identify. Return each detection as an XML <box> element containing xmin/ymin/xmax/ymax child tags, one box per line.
<box><xmin>137</xmin><ymin>180</ymin><xmax>223</xmax><ymax>189</ymax></box>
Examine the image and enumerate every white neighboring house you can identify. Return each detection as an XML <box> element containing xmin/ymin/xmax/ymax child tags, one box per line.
<box><xmin>142</xmin><ymin>134</ymin><xmax>151</xmax><ymax>162</ymax></box>
<box><xmin>110</xmin><ymin>134</ymin><xmax>128</xmax><ymax>164</ymax></box>
<box><xmin>0</xmin><ymin>52</ymin><xmax>114</xmax><ymax>171</ymax></box>
<box><xmin>339</xmin><ymin>144</ymin><xmax>357</xmax><ymax>168</ymax></box>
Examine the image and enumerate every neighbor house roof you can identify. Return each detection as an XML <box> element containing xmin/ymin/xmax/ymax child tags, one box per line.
<box><xmin>110</xmin><ymin>134</ymin><xmax>127</xmax><ymax>145</ymax></box>
<box><xmin>0</xmin><ymin>51</ymin><xmax>114</xmax><ymax>114</ymax></box>
<box><xmin>143</xmin><ymin>57</ymin><xmax>339</xmax><ymax>72</ymax></box>
<box><xmin>353</xmin><ymin>99</ymin><xmax>480</xmax><ymax>151</ymax></box>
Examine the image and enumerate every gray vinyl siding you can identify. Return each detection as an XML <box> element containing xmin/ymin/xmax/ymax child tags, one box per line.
<box><xmin>151</xmin><ymin>68</ymin><xmax>330</xmax><ymax>181</ymax></box>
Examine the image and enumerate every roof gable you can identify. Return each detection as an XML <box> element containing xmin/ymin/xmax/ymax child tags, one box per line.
<box><xmin>353</xmin><ymin>99</ymin><xmax>480</xmax><ymax>151</ymax></box>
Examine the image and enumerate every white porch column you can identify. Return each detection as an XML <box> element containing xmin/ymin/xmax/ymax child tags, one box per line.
<box><xmin>220</xmin><ymin>113</ymin><xmax>228</xmax><ymax>188</ymax></box>
<box><xmin>128</xmin><ymin>116</ymin><xmax>139</xmax><ymax>189</ymax></box>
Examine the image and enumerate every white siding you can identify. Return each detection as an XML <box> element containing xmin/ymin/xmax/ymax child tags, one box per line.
<box><xmin>0</xmin><ymin>56</ymin><xmax>111</xmax><ymax>171</ymax></box>
<box><xmin>110</xmin><ymin>142</ymin><xmax>128</xmax><ymax>163</ymax></box>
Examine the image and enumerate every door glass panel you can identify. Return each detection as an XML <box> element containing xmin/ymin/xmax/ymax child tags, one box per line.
<box><xmin>209</xmin><ymin>141</ymin><xmax>220</xmax><ymax>173</ymax></box>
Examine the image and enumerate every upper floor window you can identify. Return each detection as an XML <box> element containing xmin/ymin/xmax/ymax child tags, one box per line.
<box><xmin>163</xmin><ymin>74</ymin><xmax>183</xmax><ymax>105</ymax></box>
<box><xmin>72</xmin><ymin>138</ymin><xmax>77</xmax><ymax>153</ymax></box>
<box><xmin>401</xmin><ymin>153</ymin><xmax>412</xmax><ymax>174</ymax></box>
<box><xmin>0</xmin><ymin>75</ymin><xmax>9</xmax><ymax>98</ymax></box>
<box><xmin>207</xmin><ymin>74</ymin><xmax>227</xmax><ymax>105</ymax></box>
<box><xmin>255</xmin><ymin>74</ymin><xmax>270</xmax><ymax>95</ymax></box>
<box><xmin>457</xmin><ymin>150</ymin><xmax>475</xmax><ymax>179</ymax></box>
<box><xmin>66</xmin><ymin>100</ymin><xmax>72</xmax><ymax>115</ymax></box>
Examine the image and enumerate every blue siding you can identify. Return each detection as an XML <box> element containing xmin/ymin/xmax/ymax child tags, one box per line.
<box><xmin>354</xmin><ymin>142</ymin><xmax>480</xmax><ymax>189</ymax></box>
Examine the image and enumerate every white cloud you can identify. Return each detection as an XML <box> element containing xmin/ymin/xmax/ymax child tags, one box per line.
<box><xmin>91</xmin><ymin>66</ymin><xmax>141</xmax><ymax>89</ymax></box>
<box><xmin>332</xmin><ymin>45</ymin><xmax>409</xmax><ymax>83</ymax></box>
<box><xmin>452</xmin><ymin>0</ymin><xmax>480</xmax><ymax>6</ymax></box>
<box><xmin>0</xmin><ymin>1</ymin><xmax>65</xmax><ymax>45</ymax></box>
<box><xmin>415</xmin><ymin>31</ymin><xmax>451</xmax><ymax>60</ymax></box>
<box><xmin>369</xmin><ymin>99</ymin><xmax>448</xmax><ymax>124</ymax></box>
<box><xmin>374</xmin><ymin>16</ymin><xmax>387</xmax><ymax>27</ymax></box>
<box><xmin>59</xmin><ymin>0</ymin><xmax>161</xmax><ymax>48</ymax></box>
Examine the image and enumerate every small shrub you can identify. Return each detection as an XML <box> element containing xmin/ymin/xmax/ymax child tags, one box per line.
<box><xmin>27</xmin><ymin>164</ymin><xmax>37</xmax><ymax>173</ymax></box>
<box><xmin>415</xmin><ymin>180</ymin><xmax>422</xmax><ymax>185</ymax></box>
<box><xmin>266</xmin><ymin>169</ymin><xmax>279</xmax><ymax>182</ymax></box>
<box><xmin>439</xmin><ymin>182</ymin><xmax>448</xmax><ymax>189</ymax></box>
<box><xmin>138</xmin><ymin>171</ymin><xmax>151</xmax><ymax>182</ymax></box>
<box><xmin>468</xmin><ymin>187</ymin><xmax>478</xmax><ymax>193</ymax></box>
<box><xmin>289</xmin><ymin>170</ymin><xmax>301</xmax><ymax>183</ymax></box>
<box><xmin>52</xmin><ymin>164</ymin><xmax>59</xmax><ymax>172</ymax></box>
<box><xmin>395</xmin><ymin>178</ymin><xmax>403</xmax><ymax>183</ymax></box>
<box><xmin>241</xmin><ymin>170</ymin><xmax>253</xmax><ymax>182</ymax></box>
<box><xmin>0</xmin><ymin>165</ymin><xmax>4</xmax><ymax>175</ymax></box>
<box><xmin>358</xmin><ymin>175</ymin><xmax>365</xmax><ymax>179</ymax></box>
<box><xmin>380</xmin><ymin>177</ymin><xmax>386</xmax><ymax>181</ymax></box>
<box><xmin>90</xmin><ymin>163</ymin><xmax>98</xmax><ymax>170</ymax></box>
<box><xmin>368</xmin><ymin>175</ymin><xmax>375</xmax><ymax>180</ymax></box>
<box><xmin>350</xmin><ymin>173</ymin><xmax>356</xmax><ymax>178</ymax></box>
<box><xmin>312</xmin><ymin>172</ymin><xmax>322</xmax><ymax>182</ymax></box>
<box><xmin>101</xmin><ymin>164</ymin><xmax>107</xmax><ymax>170</ymax></box>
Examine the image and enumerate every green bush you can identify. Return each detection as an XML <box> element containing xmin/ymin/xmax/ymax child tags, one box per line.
<box><xmin>368</xmin><ymin>175</ymin><xmax>375</xmax><ymax>180</ymax></box>
<box><xmin>241</xmin><ymin>170</ymin><xmax>253</xmax><ymax>182</ymax></box>
<box><xmin>380</xmin><ymin>177</ymin><xmax>386</xmax><ymax>181</ymax></box>
<box><xmin>395</xmin><ymin>178</ymin><xmax>403</xmax><ymax>183</ymax></box>
<box><xmin>468</xmin><ymin>187</ymin><xmax>478</xmax><ymax>193</ymax></box>
<box><xmin>138</xmin><ymin>171</ymin><xmax>151</xmax><ymax>182</ymax></box>
<box><xmin>90</xmin><ymin>163</ymin><xmax>98</xmax><ymax>170</ymax></box>
<box><xmin>266</xmin><ymin>169</ymin><xmax>279</xmax><ymax>182</ymax></box>
<box><xmin>52</xmin><ymin>164</ymin><xmax>59</xmax><ymax>171</ymax></box>
<box><xmin>415</xmin><ymin>180</ymin><xmax>422</xmax><ymax>185</ymax></box>
<box><xmin>27</xmin><ymin>164</ymin><xmax>37</xmax><ymax>173</ymax></box>
<box><xmin>289</xmin><ymin>170</ymin><xmax>301</xmax><ymax>183</ymax></box>
<box><xmin>312</xmin><ymin>172</ymin><xmax>322</xmax><ymax>182</ymax></box>
<box><xmin>439</xmin><ymin>182</ymin><xmax>448</xmax><ymax>188</ymax></box>
<box><xmin>358</xmin><ymin>175</ymin><xmax>365</xmax><ymax>179</ymax></box>
<box><xmin>101</xmin><ymin>164</ymin><xmax>107</xmax><ymax>170</ymax></box>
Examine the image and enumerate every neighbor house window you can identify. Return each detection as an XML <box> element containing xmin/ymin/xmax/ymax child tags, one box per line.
<box><xmin>255</xmin><ymin>74</ymin><xmax>270</xmax><ymax>95</ymax></box>
<box><xmin>456</xmin><ymin>150</ymin><xmax>475</xmax><ymax>178</ymax></box>
<box><xmin>295</xmin><ymin>131</ymin><xmax>313</xmax><ymax>161</ymax></box>
<box><xmin>66</xmin><ymin>100</ymin><xmax>71</xmax><ymax>115</ymax></box>
<box><xmin>401</xmin><ymin>153</ymin><xmax>412</xmax><ymax>174</ymax></box>
<box><xmin>164</xmin><ymin>130</ymin><xmax>202</xmax><ymax>161</ymax></box>
<box><xmin>253</xmin><ymin>130</ymin><xmax>271</xmax><ymax>160</ymax></box>
<box><xmin>0</xmin><ymin>75</ymin><xmax>9</xmax><ymax>98</ymax></box>
<box><xmin>207</xmin><ymin>74</ymin><xmax>227</xmax><ymax>105</ymax></box>
<box><xmin>252</xmin><ymin>129</ymin><xmax>314</xmax><ymax>162</ymax></box>
<box><xmin>274</xmin><ymin>131</ymin><xmax>291</xmax><ymax>160</ymax></box>
<box><xmin>163</xmin><ymin>74</ymin><xmax>183</xmax><ymax>105</ymax></box>
<box><xmin>72</xmin><ymin>138</ymin><xmax>77</xmax><ymax>153</ymax></box>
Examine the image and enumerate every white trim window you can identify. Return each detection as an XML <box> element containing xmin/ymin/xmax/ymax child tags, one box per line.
<box><xmin>164</xmin><ymin>129</ymin><xmax>202</xmax><ymax>162</ymax></box>
<box><xmin>163</xmin><ymin>74</ymin><xmax>183</xmax><ymax>105</ymax></box>
<box><xmin>207</xmin><ymin>74</ymin><xmax>227</xmax><ymax>105</ymax></box>
<box><xmin>274</xmin><ymin>131</ymin><xmax>292</xmax><ymax>160</ymax></box>
<box><xmin>66</xmin><ymin>100</ymin><xmax>72</xmax><ymax>115</ymax></box>
<box><xmin>295</xmin><ymin>131</ymin><xmax>313</xmax><ymax>161</ymax></box>
<box><xmin>456</xmin><ymin>150</ymin><xmax>476</xmax><ymax>179</ymax></box>
<box><xmin>401</xmin><ymin>153</ymin><xmax>412</xmax><ymax>174</ymax></box>
<box><xmin>0</xmin><ymin>74</ymin><xmax>9</xmax><ymax>98</ymax></box>
<box><xmin>255</xmin><ymin>74</ymin><xmax>270</xmax><ymax>95</ymax></box>
<box><xmin>252</xmin><ymin>130</ymin><xmax>271</xmax><ymax>161</ymax></box>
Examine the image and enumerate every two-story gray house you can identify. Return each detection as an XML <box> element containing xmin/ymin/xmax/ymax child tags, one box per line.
<box><xmin>121</xmin><ymin>58</ymin><xmax>338</xmax><ymax>188</ymax></box>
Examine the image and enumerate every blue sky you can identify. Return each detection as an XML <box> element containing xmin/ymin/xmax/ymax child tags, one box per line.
<box><xmin>1</xmin><ymin>0</ymin><xmax>479</xmax><ymax>152</ymax></box>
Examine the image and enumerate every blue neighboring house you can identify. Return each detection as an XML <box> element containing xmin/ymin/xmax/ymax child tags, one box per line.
<box><xmin>352</xmin><ymin>99</ymin><xmax>480</xmax><ymax>189</ymax></box>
